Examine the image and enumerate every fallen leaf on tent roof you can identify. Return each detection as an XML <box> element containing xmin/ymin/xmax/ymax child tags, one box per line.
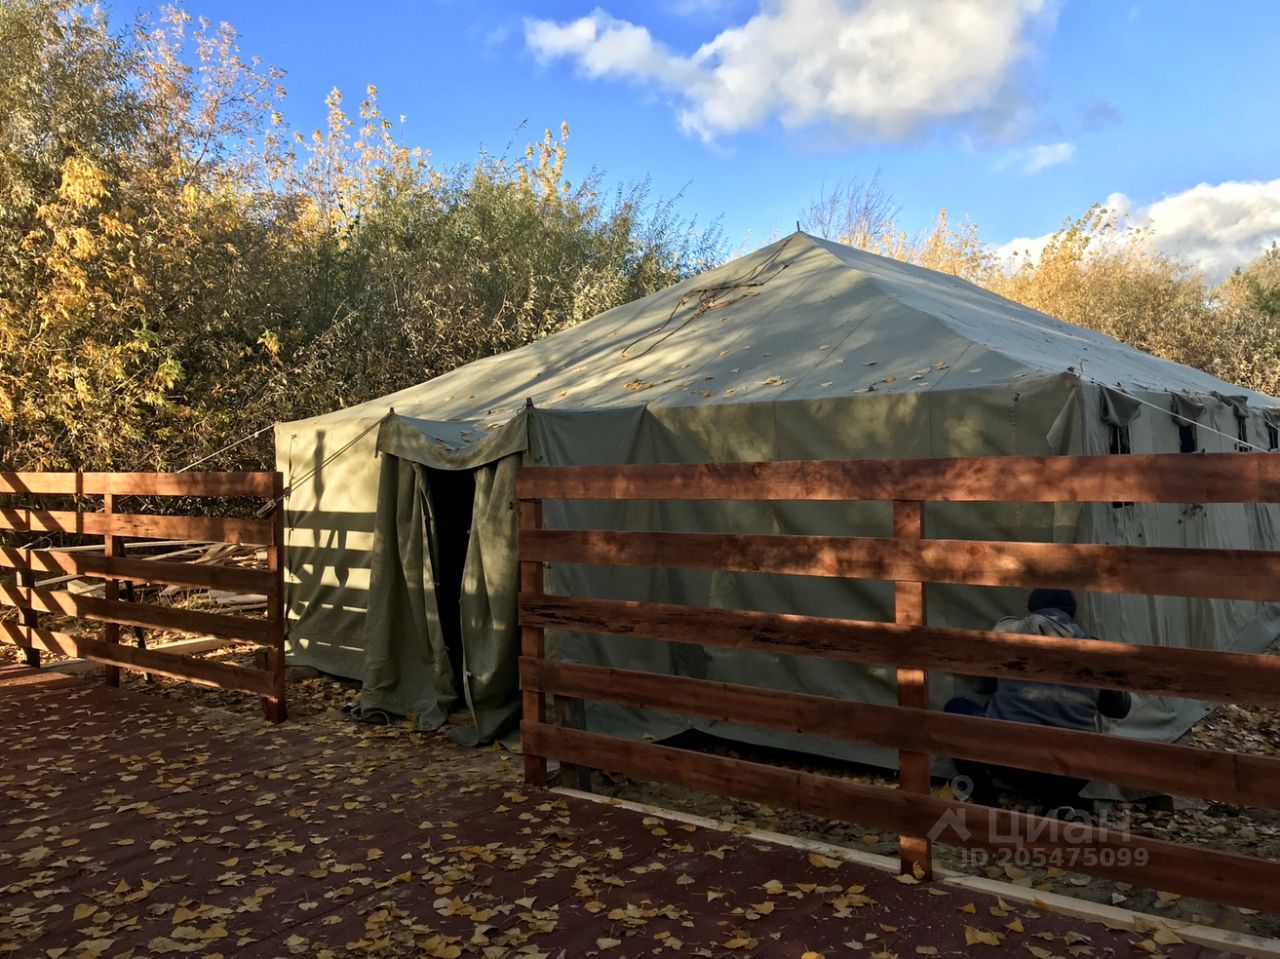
<box><xmin>763</xmin><ymin>879</ymin><xmax>786</xmax><ymax>895</ymax></box>
<box><xmin>879</xmin><ymin>924</ymin><xmax>897</xmax><ymax>932</ymax></box>
<box><xmin>964</xmin><ymin>927</ymin><xmax>1003</xmax><ymax>946</ymax></box>
<box><xmin>366</xmin><ymin>848</ymin><xmax>383</xmax><ymax>860</ymax></box>
<box><xmin>723</xmin><ymin>935</ymin><xmax>757</xmax><ymax>949</ymax></box>
<box><xmin>676</xmin><ymin>874</ymin><xmax>695</xmax><ymax>886</ymax></box>
<box><xmin>1025</xmin><ymin>946</ymin><xmax>1053</xmax><ymax>958</ymax></box>
<box><xmin>1134</xmin><ymin>940</ymin><xmax>1158</xmax><ymax>953</ymax></box>
<box><xmin>958</xmin><ymin>903</ymin><xmax>977</xmax><ymax>914</ymax></box>
<box><xmin>894</xmin><ymin>873</ymin><xmax>920</xmax><ymax>885</ymax></box>
<box><xmin>1006</xmin><ymin>918</ymin><xmax>1025</xmax><ymax>933</ymax></box>
<box><xmin>808</xmin><ymin>853</ymin><xmax>838</xmax><ymax>868</ymax></box>
<box><xmin>750</xmin><ymin>901</ymin><xmax>775</xmax><ymax>915</ymax></box>
<box><xmin>595</xmin><ymin>939</ymin><xmax>621</xmax><ymax>950</ymax></box>
<box><xmin>927</xmin><ymin>888</ymin><xmax>948</xmax><ymax>897</ymax></box>
<box><xmin>73</xmin><ymin>904</ymin><xmax>96</xmax><ymax>921</ymax></box>
<box><xmin>706</xmin><ymin>890</ymin><xmax>725</xmax><ymax>902</ymax></box>
<box><xmin>915</xmin><ymin>947</ymin><xmax>938</xmax><ymax>955</ymax></box>
<box><xmin>802</xmin><ymin>952</ymin><xmax>825</xmax><ymax>959</ymax></box>
<box><xmin>990</xmin><ymin>905</ymin><xmax>1009</xmax><ymax>917</ymax></box>
<box><xmin>1153</xmin><ymin>928</ymin><xmax>1184</xmax><ymax>945</ymax></box>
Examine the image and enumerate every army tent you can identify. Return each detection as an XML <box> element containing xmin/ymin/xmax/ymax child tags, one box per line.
<box><xmin>275</xmin><ymin>231</ymin><xmax>1280</xmax><ymax>752</ymax></box>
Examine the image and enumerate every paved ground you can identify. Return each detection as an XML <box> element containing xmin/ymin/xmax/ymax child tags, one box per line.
<box><xmin>0</xmin><ymin>665</ymin><xmax>1230</xmax><ymax>958</ymax></box>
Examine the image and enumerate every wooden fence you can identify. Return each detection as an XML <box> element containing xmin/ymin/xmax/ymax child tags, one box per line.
<box><xmin>517</xmin><ymin>453</ymin><xmax>1280</xmax><ymax>913</ymax></box>
<box><xmin>0</xmin><ymin>471</ymin><xmax>286</xmax><ymax>721</ymax></box>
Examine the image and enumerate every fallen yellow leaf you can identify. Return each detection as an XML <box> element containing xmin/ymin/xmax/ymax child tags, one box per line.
<box><xmin>964</xmin><ymin>927</ymin><xmax>1002</xmax><ymax>946</ymax></box>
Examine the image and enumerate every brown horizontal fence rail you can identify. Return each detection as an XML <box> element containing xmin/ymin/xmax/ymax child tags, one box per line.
<box><xmin>517</xmin><ymin>452</ymin><xmax>1280</xmax><ymax>913</ymax></box>
<box><xmin>0</xmin><ymin>471</ymin><xmax>286</xmax><ymax>721</ymax></box>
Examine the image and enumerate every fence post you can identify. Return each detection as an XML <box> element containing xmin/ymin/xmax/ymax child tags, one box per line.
<box><xmin>894</xmin><ymin>498</ymin><xmax>932</xmax><ymax>879</ymax></box>
<box><xmin>15</xmin><ymin>568</ymin><xmax>40</xmax><ymax>668</ymax></box>
<box><xmin>102</xmin><ymin>487</ymin><xmax>121</xmax><ymax>688</ymax></box>
<box><xmin>520</xmin><ymin>497</ymin><xmax>548</xmax><ymax>788</ymax></box>
<box><xmin>263</xmin><ymin>472</ymin><xmax>288</xmax><ymax>723</ymax></box>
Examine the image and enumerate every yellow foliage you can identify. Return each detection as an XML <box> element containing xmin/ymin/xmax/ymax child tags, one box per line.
<box><xmin>0</xmin><ymin>0</ymin><xmax>713</xmax><ymax>471</ymax></box>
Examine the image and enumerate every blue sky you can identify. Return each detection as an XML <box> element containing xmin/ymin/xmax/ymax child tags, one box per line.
<box><xmin>125</xmin><ymin>0</ymin><xmax>1280</xmax><ymax>278</ymax></box>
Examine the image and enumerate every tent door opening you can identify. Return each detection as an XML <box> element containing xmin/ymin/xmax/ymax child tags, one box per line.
<box><xmin>427</xmin><ymin>467</ymin><xmax>476</xmax><ymax>696</ymax></box>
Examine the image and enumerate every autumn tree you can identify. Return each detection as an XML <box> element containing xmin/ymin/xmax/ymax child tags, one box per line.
<box><xmin>0</xmin><ymin>2</ymin><xmax>719</xmax><ymax>472</ymax></box>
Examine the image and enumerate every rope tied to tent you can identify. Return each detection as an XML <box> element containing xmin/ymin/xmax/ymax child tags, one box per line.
<box><xmin>1088</xmin><ymin>378</ymin><xmax>1271</xmax><ymax>453</ymax></box>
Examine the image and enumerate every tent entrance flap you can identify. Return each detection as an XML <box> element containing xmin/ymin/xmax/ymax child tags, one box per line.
<box><xmin>357</xmin><ymin>440</ymin><xmax>525</xmax><ymax>744</ymax></box>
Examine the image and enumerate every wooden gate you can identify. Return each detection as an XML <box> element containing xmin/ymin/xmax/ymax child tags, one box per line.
<box><xmin>517</xmin><ymin>453</ymin><xmax>1280</xmax><ymax>912</ymax></box>
<box><xmin>0</xmin><ymin>471</ymin><xmax>286</xmax><ymax>721</ymax></box>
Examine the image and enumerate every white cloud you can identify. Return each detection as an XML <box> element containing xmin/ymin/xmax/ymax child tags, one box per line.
<box><xmin>525</xmin><ymin>0</ymin><xmax>1053</xmax><ymax>142</ymax></box>
<box><xmin>1144</xmin><ymin>180</ymin><xmax>1280</xmax><ymax>280</ymax></box>
<box><xmin>1022</xmin><ymin>141</ymin><xmax>1074</xmax><ymax>174</ymax></box>
<box><xmin>996</xmin><ymin>140</ymin><xmax>1076</xmax><ymax>174</ymax></box>
<box><xmin>996</xmin><ymin>181</ymin><xmax>1280</xmax><ymax>282</ymax></box>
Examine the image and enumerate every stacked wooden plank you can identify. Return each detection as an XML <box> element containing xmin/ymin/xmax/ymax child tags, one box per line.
<box><xmin>0</xmin><ymin>471</ymin><xmax>286</xmax><ymax>720</ymax></box>
<box><xmin>516</xmin><ymin>452</ymin><xmax>1280</xmax><ymax>913</ymax></box>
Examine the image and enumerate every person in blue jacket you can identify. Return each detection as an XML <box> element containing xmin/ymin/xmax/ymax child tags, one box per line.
<box><xmin>945</xmin><ymin>589</ymin><xmax>1131</xmax><ymax>812</ymax></box>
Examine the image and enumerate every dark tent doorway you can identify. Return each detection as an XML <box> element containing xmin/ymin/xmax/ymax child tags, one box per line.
<box><xmin>426</xmin><ymin>467</ymin><xmax>475</xmax><ymax>697</ymax></box>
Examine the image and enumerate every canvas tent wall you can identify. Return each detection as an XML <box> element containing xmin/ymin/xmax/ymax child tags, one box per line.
<box><xmin>275</xmin><ymin>231</ymin><xmax>1280</xmax><ymax>753</ymax></box>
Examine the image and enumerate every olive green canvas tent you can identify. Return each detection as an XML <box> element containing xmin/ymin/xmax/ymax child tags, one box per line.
<box><xmin>275</xmin><ymin>231</ymin><xmax>1280</xmax><ymax>753</ymax></box>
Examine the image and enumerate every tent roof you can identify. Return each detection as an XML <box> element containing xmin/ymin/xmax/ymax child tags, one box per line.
<box><xmin>285</xmin><ymin>231</ymin><xmax>1276</xmax><ymax>435</ymax></box>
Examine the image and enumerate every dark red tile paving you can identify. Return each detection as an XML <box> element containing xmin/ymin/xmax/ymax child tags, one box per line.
<box><xmin>0</xmin><ymin>668</ymin><xmax>1232</xmax><ymax>958</ymax></box>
